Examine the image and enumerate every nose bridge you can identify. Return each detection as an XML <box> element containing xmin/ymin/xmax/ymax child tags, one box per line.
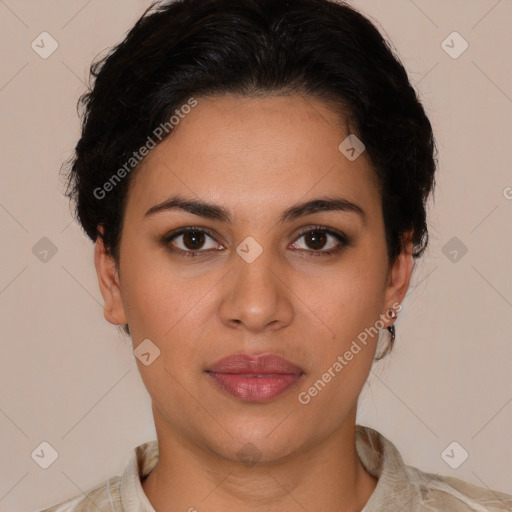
<box><xmin>234</xmin><ymin>231</ymin><xmax>277</xmax><ymax>283</ymax></box>
<box><xmin>219</xmin><ymin>239</ymin><xmax>294</xmax><ymax>331</ymax></box>
<box><xmin>234</xmin><ymin>240</ymin><xmax>280</xmax><ymax>304</ymax></box>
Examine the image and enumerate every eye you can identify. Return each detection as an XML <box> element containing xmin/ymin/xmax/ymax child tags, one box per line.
<box><xmin>290</xmin><ymin>226</ymin><xmax>349</xmax><ymax>256</ymax></box>
<box><xmin>162</xmin><ymin>227</ymin><xmax>223</xmax><ymax>257</ymax></box>
<box><xmin>161</xmin><ymin>225</ymin><xmax>349</xmax><ymax>258</ymax></box>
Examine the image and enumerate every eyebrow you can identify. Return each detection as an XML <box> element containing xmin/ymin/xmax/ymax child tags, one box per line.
<box><xmin>144</xmin><ymin>194</ymin><xmax>366</xmax><ymax>225</ymax></box>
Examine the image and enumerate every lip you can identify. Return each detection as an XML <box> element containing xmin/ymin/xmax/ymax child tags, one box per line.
<box><xmin>205</xmin><ymin>353</ymin><xmax>305</xmax><ymax>402</ymax></box>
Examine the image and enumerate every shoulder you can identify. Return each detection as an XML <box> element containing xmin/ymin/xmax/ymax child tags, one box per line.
<box><xmin>356</xmin><ymin>425</ymin><xmax>511</xmax><ymax>511</ymax></box>
<box><xmin>36</xmin><ymin>439</ymin><xmax>158</xmax><ymax>512</ymax></box>
<box><xmin>38</xmin><ymin>476</ymin><xmax>123</xmax><ymax>512</ymax></box>
<box><xmin>405</xmin><ymin>464</ymin><xmax>512</xmax><ymax>511</ymax></box>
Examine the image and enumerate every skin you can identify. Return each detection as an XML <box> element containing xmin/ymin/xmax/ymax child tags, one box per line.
<box><xmin>95</xmin><ymin>94</ymin><xmax>414</xmax><ymax>511</ymax></box>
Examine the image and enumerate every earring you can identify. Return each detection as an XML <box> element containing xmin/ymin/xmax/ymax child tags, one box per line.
<box><xmin>387</xmin><ymin>307</ymin><xmax>397</xmax><ymax>343</ymax></box>
<box><xmin>375</xmin><ymin>308</ymin><xmax>398</xmax><ymax>361</ymax></box>
<box><xmin>387</xmin><ymin>324</ymin><xmax>395</xmax><ymax>343</ymax></box>
<box><xmin>386</xmin><ymin>308</ymin><xmax>397</xmax><ymax>320</ymax></box>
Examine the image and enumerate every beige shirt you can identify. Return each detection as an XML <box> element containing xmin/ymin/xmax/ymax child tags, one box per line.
<box><xmin>40</xmin><ymin>425</ymin><xmax>512</xmax><ymax>512</ymax></box>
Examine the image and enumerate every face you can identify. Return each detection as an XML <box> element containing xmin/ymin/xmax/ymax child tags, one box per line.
<box><xmin>95</xmin><ymin>94</ymin><xmax>413</xmax><ymax>463</ymax></box>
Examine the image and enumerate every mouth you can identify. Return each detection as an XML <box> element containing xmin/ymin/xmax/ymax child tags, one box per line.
<box><xmin>205</xmin><ymin>353</ymin><xmax>305</xmax><ymax>403</ymax></box>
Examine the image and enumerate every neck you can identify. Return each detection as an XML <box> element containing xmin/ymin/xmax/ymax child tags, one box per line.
<box><xmin>142</xmin><ymin>405</ymin><xmax>377</xmax><ymax>512</ymax></box>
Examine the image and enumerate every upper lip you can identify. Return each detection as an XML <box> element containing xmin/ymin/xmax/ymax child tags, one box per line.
<box><xmin>206</xmin><ymin>353</ymin><xmax>304</xmax><ymax>375</ymax></box>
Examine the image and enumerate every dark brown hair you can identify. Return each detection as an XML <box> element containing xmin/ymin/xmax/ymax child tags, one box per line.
<box><xmin>62</xmin><ymin>0</ymin><xmax>437</xmax><ymax>342</ymax></box>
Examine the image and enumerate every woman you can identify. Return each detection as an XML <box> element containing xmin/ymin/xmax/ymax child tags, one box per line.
<box><xmin>41</xmin><ymin>0</ymin><xmax>512</xmax><ymax>510</ymax></box>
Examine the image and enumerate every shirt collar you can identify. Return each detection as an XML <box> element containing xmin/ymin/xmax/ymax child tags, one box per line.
<box><xmin>120</xmin><ymin>438</ymin><xmax>159</xmax><ymax>512</ymax></box>
<box><xmin>120</xmin><ymin>424</ymin><xmax>421</xmax><ymax>512</ymax></box>
<box><xmin>356</xmin><ymin>424</ymin><xmax>421</xmax><ymax>511</ymax></box>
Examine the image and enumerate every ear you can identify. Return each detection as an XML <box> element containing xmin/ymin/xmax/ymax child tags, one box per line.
<box><xmin>94</xmin><ymin>228</ymin><xmax>127</xmax><ymax>326</ymax></box>
<box><xmin>382</xmin><ymin>230</ymin><xmax>414</xmax><ymax>327</ymax></box>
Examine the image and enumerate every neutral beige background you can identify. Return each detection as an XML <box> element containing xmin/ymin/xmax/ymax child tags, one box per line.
<box><xmin>0</xmin><ymin>1</ymin><xmax>511</xmax><ymax>510</ymax></box>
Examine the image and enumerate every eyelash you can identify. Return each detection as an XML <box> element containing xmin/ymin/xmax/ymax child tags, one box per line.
<box><xmin>160</xmin><ymin>225</ymin><xmax>350</xmax><ymax>258</ymax></box>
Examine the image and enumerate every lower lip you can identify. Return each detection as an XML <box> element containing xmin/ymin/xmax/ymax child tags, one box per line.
<box><xmin>207</xmin><ymin>372</ymin><xmax>302</xmax><ymax>402</ymax></box>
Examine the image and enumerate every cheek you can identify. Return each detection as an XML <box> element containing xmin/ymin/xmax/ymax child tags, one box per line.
<box><xmin>118</xmin><ymin>238</ymin><xmax>184</xmax><ymax>330</ymax></box>
<box><xmin>299</xmin><ymin>276</ymin><xmax>384</xmax><ymax>413</ymax></box>
<box><xmin>322</xmin><ymin>265</ymin><xmax>386</xmax><ymax>335</ymax></box>
<box><xmin>119</xmin><ymin>253</ymin><xmax>219</xmax><ymax>370</ymax></box>
<box><xmin>307</xmin><ymin>266</ymin><xmax>387</xmax><ymax>388</ymax></box>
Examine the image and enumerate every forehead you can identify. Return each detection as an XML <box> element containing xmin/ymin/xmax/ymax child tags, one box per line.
<box><xmin>125</xmin><ymin>94</ymin><xmax>381</xmax><ymax>221</ymax></box>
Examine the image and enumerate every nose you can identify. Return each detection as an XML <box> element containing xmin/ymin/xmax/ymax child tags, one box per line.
<box><xmin>218</xmin><ymin>244</ymin><xmax>294</xmax><ymax>333</ymax></box>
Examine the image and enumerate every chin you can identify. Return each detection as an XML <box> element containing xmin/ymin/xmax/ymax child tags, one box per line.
<box><xmin>198</xmin><ymin>417</ymin><xmax>310</xmax><ymax>465</ymax></box>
